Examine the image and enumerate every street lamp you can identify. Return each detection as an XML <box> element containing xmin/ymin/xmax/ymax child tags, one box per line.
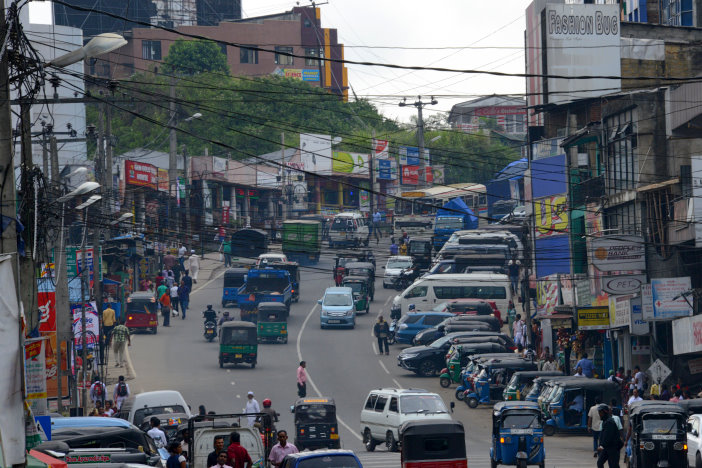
<box><xmin>49</xmin><ymin>33</ymin><xmax>127</xmax><ymax>68</ymax></box>
<box><xmin>110</xmin><ymin>212</ymin><xmax>134</xmax><ymax>226</ymax></box>
<box><xmin>57</xmin><ymin>181</ymin><xmax>100</xmax><ymax>203</ymax></box>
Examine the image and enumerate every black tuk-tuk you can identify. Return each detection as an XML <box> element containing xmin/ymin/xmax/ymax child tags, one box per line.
<box><xmin>222</xmin><ymin>268</ymin><xmax>248</xmax><ymax>307</ymax></box>
<box><xmin>341</xmin><ymin>275</ymin><xmax>370</xmax><ymax>315</ymax></box>
<box><xmin>270</xmin><ymin>262</ymin><xmax>300</xmax><ymax>302</ymax></box>
<box><xmin>628</xmin><ymin>400</ymin><xmax>688</xmax><ymax>468</ymax></box>
<box><xmin>408</xmin><ymin>237</ymin><xmax>433</xmax><ymax>270</ymax></box>
<box><xmin>678</xmin><ymin>398</ymin><xmax>702</xmax><ymax>416</ymax></box>
<box><xmin>219</xmin><ymin>321</ymin><xmax>258</xmax><ymax>368</ymax></box>
<box><xmin>344</xmin><ymin>261</ymin><xmax>376</xmax><ymax>301</ymax></box>
<box><xmin>257</xmin><ymin>302</ymin><xmax>288</xmax><ymax>344</ymax></box>
<box><xmin>291</xmin><ymin>397</ymin><xmax>340</xmax><ymax>450</ymax></box>
<box><xmin>399</xmin><ymin>420</ymin><xmax>467</xmax><ymax>468</ymax></box>
<box><xmin>230</xmin><ymin>229</ymin><xmax>269</xmax><ymax>259</ymax></box>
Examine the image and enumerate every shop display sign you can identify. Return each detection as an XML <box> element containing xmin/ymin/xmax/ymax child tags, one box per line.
<box><xmin>608</xmin><ymin>295</ymin><xmax>631</xmax><ymax>329</ymax></box>
<box><xmin>650</xmin><ymin>277</ymin><xmax>693</xmax><ymax>320</ymax></box>
<box><xmin>125</xmin><ymin>160</ymin><xmax>157</xmax><ymax>189</ymax></box>
<box><xmin>591</xmin><ymin>235</ymin><xmax>645</xmax><ymax>272</ymax></box>
<box><xmin>576</xmin><ymin>306</ymin><xmax>610</xmax><ymax>330</ymax></box>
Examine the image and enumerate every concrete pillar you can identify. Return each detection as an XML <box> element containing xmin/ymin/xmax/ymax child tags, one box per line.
<box><xmin>315</xmin><ymin>177</ymin><xmax>322</xmax><ymax>213</ymax></box>
<box><xmin>338</xmin><ymin>181</ymin><xmax>344</xmax><ymax>210</ymax></box>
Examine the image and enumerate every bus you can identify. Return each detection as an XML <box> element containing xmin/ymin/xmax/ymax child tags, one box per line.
<box><xmin>395</xmin><ymin>183</ymin><xmax>488</xmax><ymax>226</ymax></box>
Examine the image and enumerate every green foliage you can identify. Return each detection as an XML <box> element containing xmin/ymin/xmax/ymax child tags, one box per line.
<box><xmin>162</xmin><ymin>39</ymin><xmax>229</xmax><ymax>76</ymax></box>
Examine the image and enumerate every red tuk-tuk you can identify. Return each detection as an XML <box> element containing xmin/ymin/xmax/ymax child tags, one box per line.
<box><xmin>125</xmin><ymin>291</ymin><xmax>159</xmax><ymax>334</ymax></box>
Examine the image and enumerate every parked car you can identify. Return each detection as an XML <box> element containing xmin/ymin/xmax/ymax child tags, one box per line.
<box><xmin>319</xmin><ymin>287</ymin><xmax>356</xmax><ymax>329</ymax></box>
<box><xmin>394</xmin><ymin>311</ymin><xmax>454</xmax><ymax>344</ymax></box>
<box><xmin>360</xmin><ymin>388</ymin><xmax>451</xmax><ymax>452</ymax></box>
<box><xmin>280</xmin><ymin>449</ymin><xmax>362</xmax><ymax>468</ymax></box>
<box><xmin>382</xmin><ymin>255</ymin><xmax>413</xmax><ymax>289</ymax></box>
<box><xmin>116</xmin><ymin>390</ymin><xmax>191</xmax><ymax>427</ymax></box>
<box><xmin>398</xmin><ymin>339</ymin><xmax>507</xmax><ymax>377</ymax></box>
<box><xmin>687</xmin><ymin>413</ymin><xmax>702</xmax><ymax>468</ymax></box>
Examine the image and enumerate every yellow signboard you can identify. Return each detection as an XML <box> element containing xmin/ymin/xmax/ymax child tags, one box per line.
<box><xmin>576</xmin><ymin>306</ymin><xmax>610</xmax><ymax>330</ymax></box>
<box><xmin>534</xmin><ymin>195</ymin><xmax>568</xmax><ymax>237</ymax></box>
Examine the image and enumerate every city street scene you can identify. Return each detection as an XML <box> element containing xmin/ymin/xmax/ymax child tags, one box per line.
<box><xmin>3</xmin><ymin>0</ymin><xmax>702</xmax><ymax>467</ymax></box>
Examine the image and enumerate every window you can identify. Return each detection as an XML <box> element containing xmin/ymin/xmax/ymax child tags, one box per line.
<box><xmin>240</xmin><ymin>45</ymin><xmax>258</xmax><ymax>64</ymax></box>
<box><xmin>374</xmin><ymin>396</ymin><xmax>387</xmax><ymax>412</ymax></box>
<box><xmin>604</xmin><ymin>109</ymin><xmax>637</xmax><ymax>194</ymax></box>
<box><xmin>605</xmin><ymin>202</ymin><xmax>638</xmax><ymax>235</ymax></box>
<box><xmin>423</xmin><ymin>315</ymin><xmax>446</xmax><ymax>326</ymax></box>
<box><xmin>404</xmin><ymin>286</ymin><xmax>427</xmax><ymax>299</ymax></box>
<box><xmin>305</xmin><ymin>47</ymin><xmax>322</xmax><ymax>66</ymax></box>
<box><xmin>434</xmin><ymin>286</ymin><xmax>507</xmax><ymax>300</ymax></box>
<box><xmin>142</xmin><ymin>40</ymin><xmax>162</xmax><ymax>60</ymax></box>
<box><xmin>388</xmin><ymin>397</ymin><xmax>398</xmax><ymax>413</ymax></box>
<box><xmin>275</xmin><ymin>46</ymin><xmax>294</xmax><ymax>65</ymax></box>
<box><xmin>365</xmin><ymin>394</ymin><xmax>378</xmax><ymax>410</ymax></box>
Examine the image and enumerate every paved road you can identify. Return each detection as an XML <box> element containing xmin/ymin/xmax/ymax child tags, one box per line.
<box><xmin>127</xmin><ymin>239</ymin><xmax>596</xmax><ymax>467</ymax></box>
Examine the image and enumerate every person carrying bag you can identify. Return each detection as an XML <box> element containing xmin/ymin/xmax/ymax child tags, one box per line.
<box><xmin>160</xmin><ymin>291</ymin><xmax>171</xmax><ymax>327</ymax></box>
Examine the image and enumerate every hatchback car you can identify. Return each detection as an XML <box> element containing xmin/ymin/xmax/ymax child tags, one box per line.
<box><xmin>383</xmin><ymin>255</ymin><xmax>413</xmax><ymax>288</ymax></box>
<box><xmin>319</xmin><ymin>287</ymin><xmax>356</xmax><ymax>329</ymax></box>
<box><xmin>395</xmin><ymin>311</ymin><xmax>453</xmax><ymax>344</ymax></box>
<box><xmin>688</xmin><ymin>413</ymin><xmax>702</xmax><ymax>468</ymax></box>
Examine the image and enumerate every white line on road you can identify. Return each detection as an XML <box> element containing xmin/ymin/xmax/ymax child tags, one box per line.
<box><xmin>193</xmin><ymin>269</ymin><xmax>225</xmax><ymax>293</ymax></box>
<box><xmin>384</xmin><ymin>295</ymin><xmax>392</xmax><ymax>306</ymax></box>
<box><xmin>392</xmin><ymin>378</ymin><xmax>401</xmax><ymax>387</ymax></box>
<box><xmin>378</xmin><ymin>360</ymin><xmax>390</xmax><ymax>375</ymax></box>
<box><xmin>297</xmin><ymin>303</ymin><xmax>363</xmax><ymax>441</ymax></box>
<box><xmin>372</xmin><ymin>342</ymin><xmax>378</xmax><ymax>354</ymax></box>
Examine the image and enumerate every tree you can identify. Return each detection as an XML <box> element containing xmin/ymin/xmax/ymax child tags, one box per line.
<box><xmin>162</xmin><ymin>39</ymin><xmax>230</xmax><ymax>76</ymax></box>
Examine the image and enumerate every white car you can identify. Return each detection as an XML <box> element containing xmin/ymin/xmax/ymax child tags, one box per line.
<box><xmin>688</xmin><ymin>414</ymin><xmax>702</xmax><ymax>468</ymax></box>
<box><xmin>382</xmin><ymin>256</ymin><xmax>413</xmax><ymax>288</ymax></box>
<box><xmin>256</xmin><ymin>253</ymin><xmax>288</xmax><ymax>267</ymax></box>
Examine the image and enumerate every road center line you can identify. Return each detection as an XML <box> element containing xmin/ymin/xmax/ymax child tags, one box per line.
<box><xmin>392</xmin><ymin>378</ymin><xmax>401</xmax><ymax>388</ymax></box>
<box><xmin>384</xmin><ymin>295</ymin><xmax>392</xmax><ymax>306</ymax></box>
<box><xmin>297</xmin><ymin>303</ymin><xmax>363</xmax><ymax>441</ymax></box>
<box><xmin>378</xmin><ymin>360</ymin><xmax>390</xmax><ymax>375</ymax></box>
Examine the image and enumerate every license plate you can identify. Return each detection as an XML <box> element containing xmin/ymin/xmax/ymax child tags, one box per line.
<box><xmin>510</xmin><ymin>429</ymin><xmax>533</xmax><ymax>435</ymax></box>
<box><xmin>235</xmin><ymin>354</ymin><xmax>242</xmax><ymax>358</ymax></box>
<box><xmin>652</xmin><ymin>434</ymin><xmax>676</xmax><ymax>440</ymax></box>
<box><xmin>330</xmin><ymin>434</ymin><xmax>339</xmax><ymax>439</ymax></box>
<box><xmin>328</xmin><ymin>320</ymin><xmax>341</xmax><ymax>324</ymax></box>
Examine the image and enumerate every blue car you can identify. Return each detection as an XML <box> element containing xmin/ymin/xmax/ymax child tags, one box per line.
<box><xmin>280</xmin><ymin>449</ymin><xmax>362</xmax><ymax>468</ymax></box>
<box><xmin>395</xmin><ymin>311</ymin><xmax>454</xmax><ymax>344</ymax></box>
<box><xmin>319</xmin><ymin>287</ymin><xmax>356</xmax><ymax>329</ymax></box>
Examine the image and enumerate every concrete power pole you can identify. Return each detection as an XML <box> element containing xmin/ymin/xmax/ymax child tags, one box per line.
<box><xmin>399</xmin><ymin>96</ymin><xmax>437</xmax><ymax>188</ymax></box>
<box><xmin>93</xmin><ymin>108</ymin><xmax>105</xmax><ymax>380</ymax></box>
<box><xmin>169</xmin><ymin>78</ymin><xmax>178</xmax><ymax>238</ymax></box>
<box><xmin>369</xmin><ymin>129</ymin><xmax>375</xmax><ymax>213</ymax></box>
<box><xmin>281</xmin><ymin>132</ymin><xmax>286</xmax><ymax>221</ymax></box>
<box><xmin>19</xmin><ymin>100</ymin><xmax>37</xmax><ymax>330</ymax></box>
<box><xmin>0</xmin><ymin>7</ymin><xmax>17</xmax><ymax>263</ymax></box>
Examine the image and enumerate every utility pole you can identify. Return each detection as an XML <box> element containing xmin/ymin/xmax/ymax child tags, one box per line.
<box><xmin>19</xmin><ymin>100</ymin><xmax>37</xmax><ymax>331</ymax></box>
<box><xmin>181</xmin><ymin>144</ymin><xmax>191</xmax><ymax>241</ymax></box>
<box><xmin>0</xmin><ymin>6</ymin><xmax>17</xmax><ymax>262</ymax></box>
<box><xmin>369</xmin><ymin>129</ymin><xmax>375</xmax><ymax>213</ymax></box>
<box><xmin>93</xmin><ymin>108</ymin><xmax>105</xmax><ymax>379</ymax></box>
<box><xmin>281</xmin><ymin>132</ymin><xmax>286</xmax><ymax>221</ymax></box>
<box><xmin>42</xmin><ymin>129</ymin><xmax>49</xmax><ymax>177</ymax></box>
<box><xmin>105</xmin><ymin>102</ymin><xmax>113</xmax><ymax>210</ymax></box>
<box><xmin>169</xmin><ymin>78</ymin><xmax>178</xmax><ymax>238</ymax></box>
<box><xmin>50</xmin><ymin>136</ymin><xmax>59</xmax><ymax>183</ymax></box>
<box><xmin>399</xmin><ymin>96</ymin><xmax>437</xmax><ymax>188</ymax></box>
<box><xmin>79</xmin><ymin>213</ymin><xmax>88</xmax><ymax>412</ymax></box>
<box><xmin>522</xmin><ymin>221</ymin><xmax>533</xmax><ymax>349</ymax></box>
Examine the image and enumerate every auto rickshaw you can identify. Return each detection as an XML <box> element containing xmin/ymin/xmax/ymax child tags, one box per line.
<box><xmin>291</xmin><ymin>397</ymin><xmax>340</xmax><ymax>451</ymax></box>
<box><xmin>465</xmin><ymin>359</ymin><xmax>538</xmax><ymax>409</ymax></box>
<box><xmin>344</xmin><ymin>262</ymin><xmax>376</xmax><ymax>301</ymax></box>
<box><xmin>408</xmin><ymin>237</ymin><xmax>433</xmax><ymax>271</ymax></box>
<box><xmin>439</xmin><ymin>343</ymin><xmax>510</xmax><ymax>388</ymax></box>
<box><xmin>270</xmin><ymin>262</ymin><xmax>300</xmax><ymax>303</ymax></box>
<box><xmin>257</xmin><ymin>302</ymin><xmax>288</xmax><ymax>344</ymax></box>
<box><xmin>455</xmin><ymin>354</ymin><xmax>522</xmax><ymax>401</ymax></box>
<box><xmin>628</xmin><ymin>400</ymin><xmax>688</xmax><ymax>468</ymax></box>
<box><xmin>125</xmin><ymin>291</ymin><xmax>159</xmax><ymax>334</ymax></box>
<box><xmin>341</xmin><ymin>275</ymin><xmax>370</xmax><ymax>315</ymax></box>
<box><xmin>222</xmin><ymin>268</ymin><xmax>248</xmax><ymax>307</ymax></box>
<box><xmin>503</xmin><ymin>371</ymin><xmax>564</xmax><ymax>402</ymax></box>
<box><xmin>678</xmin><ymin>398</ymin><xmax>702</xmax><ymax>416</ymax></box>
<box><xmin>543</xmin><ymin>379</ymin><xmax>620</xmax><ymax>436</ymax></box>
<box><xmin>218</xmin><ymin>321</ymin><xmax>258</xmax><ymax>369</ymax></box>
<box><xmin>333</xmin><ymin>254</ymin><xmax>359</xmax><ymax>284</ymax></box>
<box><xmin>399</xmin><ymin>420</ymin><xmax>468</xmax><ymax>468</ymax></box>
<box><xmin>490</xmin><ymin>401</ymin><xmax>545</xmax><ymax>468</ymax></box>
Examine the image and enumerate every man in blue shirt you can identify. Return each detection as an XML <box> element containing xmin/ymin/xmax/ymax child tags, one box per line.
<box><xmin>576</xmin><ymin>353</ymin><xmax>595</xmax><ymax>378</ymax></box>
<box><xmin>389</xmin><ymin>238</ymin><xmax>398</xmax><ymax>255</ymax></box>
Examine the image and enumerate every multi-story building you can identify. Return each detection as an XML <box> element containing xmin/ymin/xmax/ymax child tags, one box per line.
<box><xmin>91</xmin><ymin>6</ymin><xmax>349</xmax><ymax>99</ymax></box>
<box><xmin>448</xmin><ymin>96</ymin><xmax>527</xmax><ymax>135</ymax></box>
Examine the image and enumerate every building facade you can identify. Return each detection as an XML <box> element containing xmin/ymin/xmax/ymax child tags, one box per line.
<box><xmin>448</xmin><ymin>95</ymin><xmax>527</xmax><ymax>135</ymax></box>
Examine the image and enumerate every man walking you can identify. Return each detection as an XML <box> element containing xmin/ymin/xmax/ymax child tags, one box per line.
<box><xmin>89</xmin><ymin>377</ymin><xmax>106</xmax><ymax>408</ymax></box>
<box><xmin>102</xmin><ymin>303</ymin><xmax>116</xmax><ymax>343</ymax></box>
<box><xmin>268</xmin><ymin>430</ymin><xmax>298</xmax><ymax>467</ymax></box>
<box><xmin>297</xmin><ymin>361</ymin><xmax>307</xmax><ymax>398</ymax></box>
<box><xmin>147</xmin><ymin>417</ymin><xmax>168</xmax><ymax>448</ymax></box>
<box><xmin>113</xmin><ymin>375</ymin><xmax>130</xmax><ymax>410</ymax></box>
<box><xmin>188</xmin><ymin>250</ymin><xmax>200</xmax><ymax>283</ymax></box>
<box><xmin>597</xmin><ymin>404</ymin><xmax>622</xmax><ymax>468</ymax></box>
<box><xmin>170</xmin><ymin>283</ymin><xmax>180</xmax><ymax>315</ymax></box>
<box><xmin>178</xmin><ymin>244</ymin><xmax>187</xmax><ymax>270</ymax></box>
<box><xmin>245</xmin><ymin>391</ymin><xmax>260</xmax><ymax>427</ymax></box>
<box><xmin>373</xmin><ymin>315</ymin><xmax>390</xmax><ymax>355</ymax></box>
<box><xmin>588</xmin><ymin>398</ymin><xmax>603</xmax><ymax>458</ymax></box>
<box><xmin>111</xmin><ymin>320</ymin><xmax>131</xmax><ymax>367</ymax></box>
<box><xmin>576</xmin><ymin>353</ymin><xmax>595</xmax><ymax>378</ymax></box>
<box><xmin>372</xmin><ymin>210</ymin><xmax>382</xmax><ymax>243</ymax></box>
<box><xmin>226</xmin><ymin>431</ymin><xmax>252</xmax><ymax>468</ymax></box>
<box><xmin>507</xmin><ymin>257</ymin><xmax>520</xmax><ymax>296</ymax></box>
<box><xmin>159</xmin><ymin>288</ymin><xmax>171</xmax><ymax>327</ymax></box>
<box><xmin>178</xmin><ymin>279</ymin><xmax>190</xmax><ymax>319</ymax></box>
<box><xmin>222</xmin><ymin>237</ymin><xmax>232</xmax><ymax>267</ymax></box>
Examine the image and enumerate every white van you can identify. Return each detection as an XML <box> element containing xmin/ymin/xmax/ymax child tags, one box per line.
<box><xmin>118</xmin><ymin>390</ymin><xmax>191</xmax><ymax>427</ymax></box>
<box><xmin>390</xmin><ymin>273</ymin><xmax>512</xmax><ymax>317</ymax></box>
<box><xmin>360</xmin><ymin>388</ymin><xmax>452</xmax><ymax>452</ymax></box>
<box><xmin>329</xmin><ymin>212</ymin><xmax>369</xmax><ymax>248</ymax></box>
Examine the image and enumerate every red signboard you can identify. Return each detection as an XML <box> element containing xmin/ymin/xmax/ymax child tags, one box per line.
<box><xmin>473</xmin><ymin>105</ymin><xmax>526</xmax><ymax>116</ymax></box>
<box><xmin>38</xmin><ymin>291</ymin><xmax>56</xmax><ymax>333</ymax></box>
<box><xmin>125</xmin><ymin>160</ymin><xmax>157</xmax><ymax>189</ymax></box>
<box><xmin>373</xmin><ymin>139</ymin><xmax>389</xmax><ymax>159</ymax></box>
<box><xmin>157</xmin><ymin>168</ymin><xmax>169</xmax><ymax>192</ymax></box>
<box><xmin>424</xmin><ymin>166</ymin><xmax>433</xmax><ymax>184</ymax></box>
<box><xmin>401</xmin><ymin>165</ymin><xmax>419</xmax><ymax>185</ymax></box>
<box><xmin>222</xmin><ymin>207</ymin><xmax>230</xmax><ymax>224</ymax></box>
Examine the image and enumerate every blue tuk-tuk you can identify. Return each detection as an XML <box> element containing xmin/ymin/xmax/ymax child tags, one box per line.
<box><xmin>543</xmin><ymin>379</ymin><xmax>620</xmax><ymax>436</ymax></box>
<box><xmin>465</xmin><ymin>359</ymin><xmax>538</xmax><ymax>409</ymax></box>
<box><xmin>222</xmin><ymin>268</ymin><xmax>247</xmax><ymax>307</ymax></box>
<box><xmin>455</xmin><ymin>353</ymin><xmax>516</xmax><ymax>401</ymax></box>
<box><xmin>490</xmin><ymin>401</ymin><xmax>545</xmax><ymax>468</ymax></box>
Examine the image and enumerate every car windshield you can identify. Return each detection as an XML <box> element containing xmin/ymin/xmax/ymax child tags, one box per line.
<box><xmin>295</xmin><ymin>404</ymin><xmax>336</xmax><ymax>424</ymax></box>
<box><xmin>324</xmin><ymin>294</ymin><xmax>352</xmax><ymax>306</ymax></box>
<box><xmin>642</xmin><ymin>416</ymin><xmax>679</xmax><ymax>434</ymax></box>
<box><xmin>297</xmin><ymin>456</ymin><xmax>360</xmax><ymax>468</ymax></box>
<box><xmin>347</xmin><ymin>268</ymin><xmax>370</xmax><ymax>277</ymax></box>
<box><xmin>387</xmin><ymin>260</ymin><xmax>412</xmax><ymax>269</ymax></box>
<box><xmin>429</xmin><ymin>335</ymin><xmax>451</xmax><ymax>349</ymax></box>
<box><xmin>527</xmin><ymin>382</ymin><xmax>543</xmax><ymax>399</ymax></box>
<box><xmin>435</xmin><ymin>217</ymin><xmax>464</xmax><ymax>230</ymax></box>
<box><xmin>127</xmin><ymin>300</ymin><xmax>157</xmax><ymax>315</ymax></box>
<box><xmin>502</xmin><ymin>412</ymin><xmax>540</xmax><ymax>429</ymax></box>
<box><xmin>507</xmin><ymin>374</ymin><xmax>519</xmax><ymax>388</ymax></box>
<box><xmin>331</xmin><ymin>219</ymin><xmax>353</xmax><ymax>231</ymax></box>
<box><xmin>400</xmin><ymin>395</ymin><xmax>447</xmax><ymax>414</ymax></box>
<box><xmin>133</xmin><ymin>405</ymin><xmax>186</xmax><ymax>427</ymax></box>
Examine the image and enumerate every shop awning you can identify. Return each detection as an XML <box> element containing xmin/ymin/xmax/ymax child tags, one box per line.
<box><xmin>637</xmin><ymin>178</ymin><xmax>678</xmax><ymax>193</ymax></box>
<box><xmin>29</xmin><ymin>450</ymin><xmax>68</xmax><ymax>468</ymax></box>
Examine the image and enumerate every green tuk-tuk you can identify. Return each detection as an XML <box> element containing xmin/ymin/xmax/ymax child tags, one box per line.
<box><xmin>257</xmin><ymin>302</ymin><xmax>288</xmax><ymax>344</ymax></box>
<box><xmin>344</xmin><ymin>261</ymin><xmax>375</xmax><ymax>301</ymax></box>
<box><xmin>219</xmin><ymin>321</ymin><xmax>258</xmax><ymax>369</ymax></box>
<box><xmin>341</xmin><ymin>275</ymin><xmax>370</xmax><ymax>315</ymax></box>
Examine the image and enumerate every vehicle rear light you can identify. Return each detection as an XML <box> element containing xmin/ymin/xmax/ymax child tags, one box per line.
<box><xmin>128</xmin><ymin>316</ymin><xmax>133</xmax><ymax>321</ymax></box>
<box><xmin>300</xmin><ymin>429</ymin><xmax>305</xmax><ymax>435</ymax></box>
<box><xmin>331</xmin><ymin>427</ymin><xmax>336</xmax><ymax>433</ymax></box>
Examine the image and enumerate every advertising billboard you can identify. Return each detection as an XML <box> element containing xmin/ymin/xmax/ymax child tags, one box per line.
<box><xmin>534</xmin><ymin>195</ymin><xmax>568</xmax><ymax>238</ymax></box>
<box><xmin>399</xmin><ymin>146</ymin><xmax>420</xmax><ymax>166</ymax></box>
<box><xmin>609</xmin><ymin>295</ymin><xmax>631</xmax><ymax>329</ymax></box>
<box><xmin>650</xmin><ymin>277</ymin><xmax>693</xmax><ymax>320</ymax></box>
<box><xmin>576</xmin><ymin>306</ymin><xmax>610</xmax><ymax>330</ymax></box>
<box><xmin>591</xmin><ymin>235</ymin><xmax>646</xmax><ymax>271</ymax></box>
<box><xmin>377</xmin><ymin>159</ymin><xmax>397</xmax><ymax>180</ymax></box>
<box><xmin>157</xmin><ymin>168</ymin><xmax>169</xmax><ymax>192</ymax></box>
<box><xmin>672</xmin><ymin>314</ymin><xmax>702</xmax><ymax>355</ymax></box>
<box><xmin>332</xmin><ymin>151</ymin><xmax>369</xmax><ymax>175</ymax></box>
<box><xmin>545</xmin><ymin>3</ymin><xmax>621</xmax><ymax>104</ymax></box>
<box><xmin>300</xmin><ymin>133</ymin><xmax>333</xmax><ymax>175</ymax></box>
<box><xmin>125</xmin><ymin>160</ymin><xmax>157</xmax><ymax>189</ymax></box>
<box><xmin>373</xmin><ymin>139</ymin><xmax>389</xmax><ymax>159</ymax></box>
<box><xmin>401</xmin><ymin>165</ymin><xmax>419</xmax><ymax>185</ymax></box>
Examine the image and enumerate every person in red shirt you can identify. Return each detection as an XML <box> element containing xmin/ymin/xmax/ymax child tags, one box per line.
<box><xmin>226</xmin><ymin>431</ymin><xmax>252</xmax><ymax>468</ymax></box>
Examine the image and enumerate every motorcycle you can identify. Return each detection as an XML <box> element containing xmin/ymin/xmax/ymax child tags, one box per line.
<box><xmin>203</xmin><ymin>306</ymin><xmax>218</xmax><ymax>342</ymax></box>
<box><xmin>394</xmin><ymin>266</ymin><xmax>419</xmax><ymax>291</ymax></box>
<box><xmin>388</xmin><ymin>318</ymin><xmax>398</xmax><ymax>345</ymax></box>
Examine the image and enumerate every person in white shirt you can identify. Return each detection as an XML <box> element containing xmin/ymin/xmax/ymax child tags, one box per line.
<box><xmin>210</xmin><ymin>451</ymin><xmax>232</xmax><ymax>468</ymax></box>
<box><xmin>178</xmin><ymin>245</ymin><xmax>187</xmax><ymax>270</ymax></box>
<box><xmin>587</xmin><ymin>398</ymin><xmax>603</xmax><ymax>457</ymax></box>
<box><xmin>147</xmin><ymin>417</ymin><xmax>168</xmax><ymax>448</ymax></box>
<box><xmin>245</xmin><ymin>391</ymin><xmax>260</xmax><ymax>427</ymax></box>
<box><xmin>542</xmin><ymin>355</ymin><xmax>559</xmax><ymax>371</ymax></box>
<box><xmin>633</xmin><ymin>366</ymin><xmax>645</xmax><ymax>393</ymax></box>
<box><xmin>627</xmin><ymin>388</ymin><xmax>643</xmax><ymax>407</ymax></box>
<box><xmin>170</xmin><ymin>284</ymin><xmax>180</xmax><ymax>314</ymax></box>
<box><xmin>113</xmin><ymin>375</ymin><xmax>130</xmax><ymax>410</ymax></box>
<box><xmin>188</xmin><ymin>250</ymin><xmax>200</xmax><ymax>283</ymax></box>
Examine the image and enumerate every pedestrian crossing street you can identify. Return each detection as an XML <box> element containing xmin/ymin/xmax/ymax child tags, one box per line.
<box><xmin>355</xmin><ymin>451</ymin><xmax>599</xmax><ymax>467</ymax></box>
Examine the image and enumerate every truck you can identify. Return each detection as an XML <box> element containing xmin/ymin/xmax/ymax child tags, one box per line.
<box><xmin>282</xmin><ymin>220</ymin><xmax>321</xmax><ymax>264</ymax></box>
<box><xmin>236</xmin><ymin>268</ymin><xmax>293</xmax><ymax>314</ymax></box>
<box><xmin>433</xmin><ymin>197</ymin><xmax>478</xmax><ymax>251</ymax></box>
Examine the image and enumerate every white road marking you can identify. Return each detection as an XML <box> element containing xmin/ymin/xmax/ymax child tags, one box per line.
<box><xmin>392</xmin><ymin>378</ymin><xmax>401</xmax><ymax>387</ymax></box>
<box><xmin>297</xmin><ymin>303</ymin><xmax>363</xmax><ymax>441</ymax></box>
<box><xmin>378</xmin><ymin>360</ymin><xmax>390</xmax><ymax>375</ymax></box>
<box><xmin>231</xmin><ymin>381</ymin><xmax>236</xmax><ymax>386</ymax></box>
<box><xmin>193</xmin><ymin>269</ymin><xmax>225</xmax><ymax>292</ymax></box>
<box><xmin>372</xmin><ymin>342</ymin><xmax>378</xmax><ymax>354</ymax></box>
<box><xmin>236</xmin><ymin>394</ymin><xmax>241</xmax><ymax>399</ymax></box>
<box><xmin>384</xmin><ymin>295</ymin><xmax>392</xmax><ymax>306</ymax></box>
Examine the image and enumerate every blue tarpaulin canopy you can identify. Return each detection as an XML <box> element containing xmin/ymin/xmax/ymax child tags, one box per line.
<box><xmin>436</xmin><ymin>197</ymin><xmax>478</xmax><ymax>229</ymax></box>
<box><xmin>491</xmin><ymin>158</ymin><xmax>528</xmax><ymax>182</ymax></box>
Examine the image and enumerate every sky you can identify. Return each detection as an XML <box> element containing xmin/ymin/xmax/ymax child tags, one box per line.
<box><xmin>243</xmin><ymin>0</ymin><xmax>533</xmax><ymax>123</ymax></box>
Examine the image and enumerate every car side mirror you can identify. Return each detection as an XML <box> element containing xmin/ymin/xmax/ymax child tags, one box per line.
<box><xmin>318</xmin><ymin>299</ymin><xmax>322</xmax><ymax>304</ymax></box>
<box><xmin>290</xmin><ymin>405</ymin><xmax>295</xmax><ymax>413</ymax></box>
<box><xmin>381</xmin><ymin>266</ymin><xmax>385</xmax><ymax>269</ymax></box>
<box><xmin>450</xmin><ymin>402</ymin><xmax>455</xmax><ymax>413</ymax></box>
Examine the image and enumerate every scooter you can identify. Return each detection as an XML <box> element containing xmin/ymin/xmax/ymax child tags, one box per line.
<box><xmin>202</xmin><ymin>305</ymin><xmax>218</xmax><ymax>342</ymax></box>
<box><xmin>388</xmin><ymin>318</ymin><xmax>398</xmax><ymax>345</ymax></box>
<box><xmin>394</xmin><ymin>266</ymin><xmax>419</xmax><ymax>291</ymax></box>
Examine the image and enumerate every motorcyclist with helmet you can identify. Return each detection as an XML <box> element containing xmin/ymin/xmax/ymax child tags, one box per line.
<box><xmin>218</xmin><ymin>310</ymin><xmax>233</xmax><ymax>326</ymax></box>
<box><xmin>202</xmin><ymin>305</ymin><xmax>218</xmax><ymax>339</ymax></box>
<box><xmin>258</xmin><ymin>398</ymin><xmax>279</xmax><ymax>434</ymax></box>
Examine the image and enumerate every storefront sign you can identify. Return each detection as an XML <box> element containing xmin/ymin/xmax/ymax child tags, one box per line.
<box><xmin>672</xmin><ymin>314</ymin><xmax>702</xmax><ymax>355</ymax></box>
<box><xmin>602</xmin><ymin>274</ymin><xmax>646</xmax><ymax>295</ymax></box>
<box><xmin>401</xmin><ymin>165</ymin><xmax>419</xmax><ymax>185</ymax></box>
<box><xmin>157</xmin><ymin>168</ymin><xmax>169</xmax><ymax>192</ymax></box>
<box><xmin>575</xmin><ymin>279</ymin><xmax>591</xmax><ymax>306</ymax></box>
<box><xmin>591</xmin><ymin>235</ymin><xmax>645</xmax><ymax>272</ymax></box>
<box><xmin>534</xmin><ymin>195</ymin><xmax>568</xmax><ymax>238</ymax></box>
<box><xmin>576</xmin><ymin>306</ymin><xmax>610</xmax><ymax>330</ymax></box>
<box><xmin>24</xmin><ymin>338</ymin><xmax>47</xmax><ymax>415</ymax></box>
<box><xmin>431</xmin><ymin>165</ymin><xmax>445</xmax><ymax>185</ymax></box>
<box><xmin>629</xmin><ymin>297</ymin><xmax>649</xmax><ymax>335</ymax></box>
<box><xmin>688</xmin><ymin>357</ymin><xmax>702</xmax><ymax>375</ymax></box>
<box><xmin>71</xmin><ymin>303</ymin><xmax>100</xmax><ymax>350</ymax></box>
<box><xmin>650</xmin><ymin>277</ymin><xmax>693</xmax><ymax>320</ymax></box>
<box><xmin>300</xmin><ymin>133</ymin><xmax>333</xmax><ymax>174</ymax></box>
<box><xmin>332</xmin><ymin>151</ymin><xmax>369</xmax><ymax>175</ymax></box>
<box><xmin>399</xmin><ymin>146</ymin><xmax>420</xmax><ymax>166</ymax></box>
<box><xmin>373</xmin><ymin>139</ymin><xmax>389</xmax><ymax>159</ymax></box>
<box><xmin>125</xmin><ymin>160</ymin><xmax>157</xmax><ymax>189</ymax></box>
<box><xmin>609</xmin><ymin>295</ymin><xmax>631</xmax><ymax>329</ymax></box>
<box><xmin>377</xmin><ymin>159</ymin><xmax>397</xmax><ymax>180</ymax></box>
